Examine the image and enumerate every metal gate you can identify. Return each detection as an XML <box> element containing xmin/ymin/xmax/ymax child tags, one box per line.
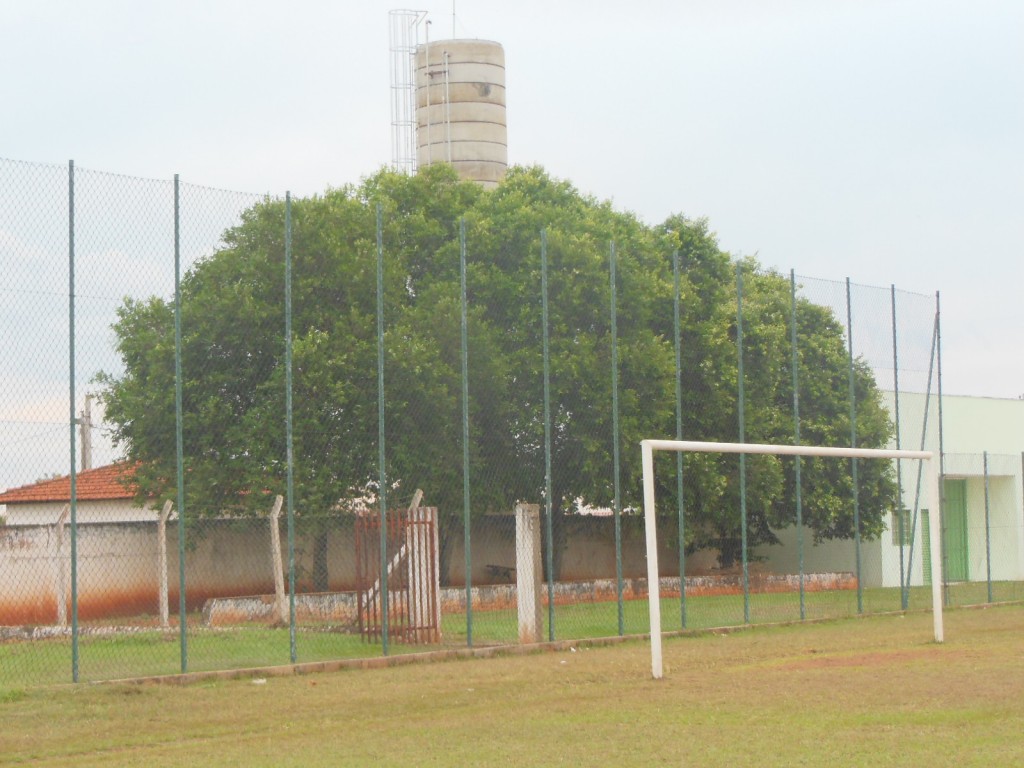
<box><xmin>355</xmin><ymin>501</ymin><xmax>441</xmax><ymax>645</ymax></box>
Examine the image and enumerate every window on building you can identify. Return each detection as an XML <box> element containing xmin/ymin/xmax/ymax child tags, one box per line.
<box><xmin>888</xmin><ymin>512</ymin><xmax>913</xmax><ymax>548</ymax></box>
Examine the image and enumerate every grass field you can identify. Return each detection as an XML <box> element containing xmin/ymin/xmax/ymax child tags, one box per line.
<box><xmin>3</xmin><ymin>582</ymin><xmax>1022</xmax><ymax>686</ymax></box>
<box><xmin>2</xmin><ymin>605</ymin><xmax>1023</xmax><ymax>766</ymax></box>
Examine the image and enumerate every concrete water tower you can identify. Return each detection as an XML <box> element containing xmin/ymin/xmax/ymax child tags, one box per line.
<box><xmin>415</xmin><ymin>38</ymin><xmax>507</xmax><ymax>189</ymax></box>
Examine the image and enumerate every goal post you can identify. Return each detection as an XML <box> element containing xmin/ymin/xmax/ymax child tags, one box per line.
<box><xmin>641</xmin><ymin>439</ymin><xmax>944</xmax><ymax>680</ymax></box>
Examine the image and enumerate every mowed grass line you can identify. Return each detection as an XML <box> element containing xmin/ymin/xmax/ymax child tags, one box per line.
<box><xmin>2</xmin><ymin>605</ymin><xmax>1023</xmax><ymax>767</ymax></box>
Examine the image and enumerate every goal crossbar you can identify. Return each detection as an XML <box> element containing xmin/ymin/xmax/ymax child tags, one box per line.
<box><xmin>641</xmin><ymin>439</ymin><xmax>944</xmax><ymax>680</ymax></box>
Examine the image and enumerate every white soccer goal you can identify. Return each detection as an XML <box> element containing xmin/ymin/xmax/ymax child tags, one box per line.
<box><xmin>640</xmin><ymin>439</ymin><xmax>944</xmax><ymax>679</ymax></box>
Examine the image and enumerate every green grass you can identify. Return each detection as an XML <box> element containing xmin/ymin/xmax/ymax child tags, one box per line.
<box><xmin>1</xmin><ymin>627</ymin><xmax>400</xmax><ymax>686</ymax></box>
<box><xmin>444</xmin><ymin>583</ymin><xmax>943</xmax><ymax>645</ymax></box>
<box><xmin>3</xmin><ymin>582</ymin><xmax>1020</xmax><ymax>687</ymax></box>
<box><xmin>2</xmin><ymin>606</ymin><xmax>1023</xmax><ymax>766</ymax></box>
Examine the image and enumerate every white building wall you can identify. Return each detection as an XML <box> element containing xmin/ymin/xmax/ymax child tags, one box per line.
<box><xmin>941</xmin><ymin>395</ymin><xmax>1024</xmax><ymax>454</ymax></box>
<box><xmin>759</xmin><ymin>393</ymin><xmax>1024</xmax><ymax>588</ymax></box>
<box><xmin>3</xmin><ymin>498</ymin><xmax>159</xmax><ymax>526</ymax></box>
<box><xmin>962</xmin><ymin>475</ymin><xmax>1020</xmax><ymax>582</ymax></box>
<box><xmin>878</xmin><ymin>393</ymin><xmax>1024</xmax><ymax>587</ymax></box>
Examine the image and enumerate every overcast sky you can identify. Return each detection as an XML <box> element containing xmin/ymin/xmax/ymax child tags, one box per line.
<box><xmin>3</xmin><ymin>0</ymin><xmax>1022</xmax><ymax>399</ymax></box>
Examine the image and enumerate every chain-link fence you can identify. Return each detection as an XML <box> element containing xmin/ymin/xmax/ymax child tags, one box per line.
<box><xmin>2</xmin><ymin>158</ymin><xmax>1021</xmax><ymax>686</ymax></box>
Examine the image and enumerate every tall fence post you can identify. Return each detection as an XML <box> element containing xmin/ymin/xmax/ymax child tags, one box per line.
<box><xmin>845</xmin><ymin>278</ymin><xmax>863</xmax><ymax>614</ymax></box>
<box><xmin>673</xmin><ymin>249</ymin><xmax>686</xmax><ymax>629</ymax></box>
<box><xmin>983</xmin><ymin>451</ymin><xmax>992</xmax><ymax>603</ymax></box>
<box><xmin>892</xmin><ymin>284</ymin><xmax>908</xmax><ymax>610</ymax></box>
<box><xmin>541</xmin><ymin>229</ymin><xmax>555</xmax><ymax>642</ymax></box>
<box><xmin>284</xmin><ymin>191</ymin><xmax>297</xmax><ymax>662</ymax></box>
<box><xmin>904</xmin><ymin>313</ymin><xmax>939</xmax><ymax>600</ymax></box>
<box><xmin>736</xmin><ymin>263</ymin><xmax>749</xmax><ymax>624</ymax></box>
<box><xmin>375</xmin><ymin>202</ymin><xmax>389</xmax><ymax>656</ymax></box>
<box><xmin>67</xmin><ymin>159</ymin><xmax>79</xmax><ymax>682</ymax></box>
<box><xmin>459</xmin><ymin>217</ymin><xmax>473</xmax><ymax>647</ymax></box>
<box><xmin>173</xmin><ymin>173</ymin><xmax>188</xmax><ymax>673</ymax></box>
<box><xmin>935</xmin><ymin>291</ymin><xmax>948</xmax><ymax>607</ymax></box>
<box><xmin>610</xmin><ymin>241</ymin><xmax>624</xmax><ymax>636</ymax></box>
<box><xmin>789</xmin><ymin>270</ymin><xmax>805</xmax><ymax>620</ymax></box>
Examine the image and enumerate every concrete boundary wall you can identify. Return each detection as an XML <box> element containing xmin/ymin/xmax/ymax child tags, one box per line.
<box><xmin>0</xmin><ymin>512</ymin><xmax>851</xmax><ymax>625</ymax></box>
<box><xmin>201</xmin><ymin>572</ymin><xmax>855</xmax><ymax>627</ymax></box>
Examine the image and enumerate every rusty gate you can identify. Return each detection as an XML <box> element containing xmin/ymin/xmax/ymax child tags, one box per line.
<box><xmin>355</xmin><ymin>502</ymin><xmax>440</xmax><ymax>645</ymax></box>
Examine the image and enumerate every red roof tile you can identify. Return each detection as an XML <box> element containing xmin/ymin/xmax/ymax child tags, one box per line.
<box><xmin>0</xmin><ymin>463</ymin><xmax>138</xmax><ymax>504</ymax></box>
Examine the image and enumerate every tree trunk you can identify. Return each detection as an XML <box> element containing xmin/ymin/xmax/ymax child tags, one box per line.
<box><xmin>717</xmin><ymin>537</ymin><xmax>742</xmax><ymax>570</ymax></box>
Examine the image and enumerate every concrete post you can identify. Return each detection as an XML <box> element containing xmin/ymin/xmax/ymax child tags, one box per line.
<box><xmin>268</xmin><ymin>495</ymin><xmax>286</xmax><ymax>624</ymax></box>
<box><xmin>53</xmin><ymin>504</ymin><xmax>70</xmax><ymax>627</ymax></box>
<box><xmin>515</xmin><ymin>503</ymin><xmax>543</xmax><ymax>643</ymax></box>
<box><xmin>158</xmin><ymin>500</ymin><xmax>173</xmax><ymax>629</ymax></box>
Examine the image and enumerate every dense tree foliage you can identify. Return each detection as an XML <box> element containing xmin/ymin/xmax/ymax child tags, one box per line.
<box><xmin>100</xmin><ymin>164</ymin><xmax>895</xmax><ymax>582</ymax></box>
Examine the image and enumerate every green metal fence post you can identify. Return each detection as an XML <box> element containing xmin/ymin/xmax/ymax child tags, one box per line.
<box><xmin>789</xmin><ymin>270</ymin><xmax>805</xmax><ymax>621</ymax></box>
<box><xmin>610</xmin><ymin>241</ymin><xmax>624</xmax><ymax>636</ymax></box>
<box><xmin>904</xmin><ymin>314</ymin><xmax>939</xmax><ymax>597</ymax></box>
<box><xmin>541</xmin><ymin>230</ymin><xmax>555</xmax><ymax>642</ymax></box>
<box><xmin>984</xmin><ymin>451</ymin><xmax>992</xmax><ymax>603</ymax></box>
<box><xmin>892</xmin><ymin>285</ymin><xmax>908</xmax><ymax>610</ymax></box>
<box><xmin>376</xmin><ymin>203</ymin><xmax>389</xmax><ymax>656</ymax></box>
<box><xmin>736</xmin><ymin>263</ymin><xmax>749</xmax><ymax>624</ymax></box>
<box><xmin>460</xmin><ymin>218</ymin><xmax>473</xmax><ymax>647</ymax></box>
<box><xmin>173</xmin><ymin>173</ymin><xmax>188</xmax><ymax>673</ymax></box>
<box><xmin>285</xmin><ymin>192</ymin><xmax>297</xmax><ymax>663</ymax></box>
<box><xmin>935</xmin><ymin>291</ymin><xmax>948</xmax><ymax>608</ymax></box>
<box><xmin>68</xmin><ymin>160</ymin><xmax>79</xmax><ymax>683</ymax></box>
<box><xmin>845</xmin><ymin>278</ymin><xmax>863</xmax><ymax>614</ymax></box>
<box><xmin>673</xmin><ymin>249</ymin><xmax>686</xmax><ymax>629</ymax></box>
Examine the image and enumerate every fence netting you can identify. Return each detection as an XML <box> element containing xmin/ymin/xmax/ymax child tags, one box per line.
<box><xmin>1</xmin><ymin>158</ymin><xmax>1020</xmax><ymax>686</ymax></box>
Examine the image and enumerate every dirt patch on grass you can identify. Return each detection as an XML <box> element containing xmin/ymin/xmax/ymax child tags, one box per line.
<box><xmin>779</xmin><ymin>646</ymin><xmax>967</xmax><ymax>671</ymax></box>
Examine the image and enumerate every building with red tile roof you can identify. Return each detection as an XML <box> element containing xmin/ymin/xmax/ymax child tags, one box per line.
<box><xmin>0</xmin><ymin>463</ymin><xmax>156</xmax><ymax>525</ymax></box>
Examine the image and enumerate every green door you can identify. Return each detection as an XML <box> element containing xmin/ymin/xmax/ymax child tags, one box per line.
<box><xmin>943</xmin><ymin>479</ymin><xmax>970</xmax><ymax>582</ymax></box>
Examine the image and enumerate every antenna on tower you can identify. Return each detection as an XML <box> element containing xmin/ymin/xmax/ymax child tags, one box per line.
<box><xmin>388</xmin><ymin>9</ymin><xmax>428</xmax><ymax>174</ymax></box>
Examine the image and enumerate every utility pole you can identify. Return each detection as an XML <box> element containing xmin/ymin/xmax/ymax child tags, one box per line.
<box><xmin>79</xmin><ymin>394</ymin><xmax>92</xmax><ymax>471</ymax></box>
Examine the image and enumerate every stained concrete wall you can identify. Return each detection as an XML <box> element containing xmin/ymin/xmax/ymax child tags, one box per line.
<box><xmin>202</xmin><ymin>572</ymin><xmax>855</xmax><ymax>628</ymax></box>
<box><xmin>0</xmin><ymin>520</ymin><xmax>281</xmax><ymax>624</ymax></box>
<box><xmin>0</xmin><ymin>515</ymin><xmax>689</xmax><ymax>624</ymax></box>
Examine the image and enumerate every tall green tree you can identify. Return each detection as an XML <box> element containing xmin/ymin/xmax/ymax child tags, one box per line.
<box><xmin>100</xmin><ymin>164</ymin><xmax>894</xmax><ymax>584</ymax></box>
